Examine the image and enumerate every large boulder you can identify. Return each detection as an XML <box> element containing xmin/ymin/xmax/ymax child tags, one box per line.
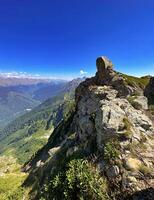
<box><xmin>96</xmin><ymin>56</ymin><xmax>115</xmax><ymax>85</ymax></box>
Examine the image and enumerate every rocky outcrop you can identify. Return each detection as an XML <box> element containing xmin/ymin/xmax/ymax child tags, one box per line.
<box><xmin>75</xmin><ymin>57</ymin><xmax>153</xmax><ymax>145</ymax></box>
<box><xmin>24</xmin><ymin>56</ymin><xmax>154</xmax><ymax>200</ymax></box>
<box><xmin>75</xmin><ymin>86</ymin><xmax>153</xmax><ymax>149</ymax></box>
<box><xmin>74</xmin><ymin>57</ymin><xmax>154</xmax><ymax>198</ymax></box>
<box><xmin>133</xmin><ymin>96</ymin><xmax>148</xmax><ymax>110</ymax></box>
<box><xmin>145</xmin><ymin>76</ymin><xmax>154</xmax><ymax>105</ymax></box>
<box><xmin>96</xmin><ymin>56</ymin><xmax>114</xmax><ymax>84</ymax></box>
<box><xmin>76</xmin><ymin>57</ymin><xmax>136</xmax><ymax>104</ymax></box>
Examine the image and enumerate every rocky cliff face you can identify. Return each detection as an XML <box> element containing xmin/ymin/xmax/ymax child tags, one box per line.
<box><xmin>145</xmin><ymin>77</ymin><xmax>154</xmax><ymax>105</ymax></box>
<box><xmin>73</xmin><ymin>57</ymin><xmax>154</xmax><ymax>196</ymax></box>
<box><xmin>24</xmin><ymin>57</ymin><xmax>154</xmax><ymax>200</ymax></box>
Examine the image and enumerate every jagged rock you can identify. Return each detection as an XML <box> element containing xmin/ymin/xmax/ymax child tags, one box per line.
<box><xmin>36</xmin><ymin>160</ymin><xmax>44</xmax><ymax>168</ymax></box>
<box><xmin>133</xmin><ymin>96</ymin><xmax>148</xmax><ymax>110</ymax></box>
<box><xmin>96</xmin><ymin>56</ymin><xmax>134</xmax><ymax>96</ymax></box>
<box><xmin>74</xmin><ymin>57</ymin><xmax>154</xmax><ymax>196</ymax></box>
<box><xmin>75</xmin><ymin>85</ymin><xmax>153</xmax><ymax>150</ymax></box>
<box><xmin>48</xmin><ymin>147</ymin><xmax>60</xmax><ymax>157</ymax></box>
<box><xmin>72</xmin><ymin>57</ymin><xmax>154</xmax><ymax>195</ymax></box>
<box><xmin>75</xmin><ymin>57</ymin><xmax>132</xmax><ymax>103</ymax></box>
<box><xmin>96</xmin><ymin>56</ymin><xmax>115</xmax><ymax>85</ymax></box>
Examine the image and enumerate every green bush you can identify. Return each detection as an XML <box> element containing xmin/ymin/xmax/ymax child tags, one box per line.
<box><xmin>42</xmin><ymin>159</ymin><xmax>109</xmax><ymax>200</ymax></box>
<box><xmin>104</xmin><ymin>140</ymin><xmax>120</xmax><ymax>161</ymax></box>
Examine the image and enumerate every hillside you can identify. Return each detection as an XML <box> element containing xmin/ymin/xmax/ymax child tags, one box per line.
<box><xmin>0</xmin><ymin>88</ymin><xmax>40</xmax><ymax>129</ymax></box>
<box><xmin>0</xmin><ymin>156</ymin><xmax>27</xmax><ymax>200</ymax></box>
<box><xmin>0</xmin><ymin>77</ymin><xmax>84</xmax><ymax>162</ymax></box>
<box><xmin>0</xmin><ymin>77</ymin><xmax>86</xmax><ymax>199</ymax></box>
<box><xmin>0</xmin><ymin>77</ymin><xmax>70</xmax><ymax>129</ymax></box>
<box><xmin>0</xmin><ymin>92</ymin><xmax>75</xmax><ymax>163</ymax></box>
<box><xmin>20</xmin><ymin>56</ymin><xmax>154</xmax><ymax>200</ymax></box>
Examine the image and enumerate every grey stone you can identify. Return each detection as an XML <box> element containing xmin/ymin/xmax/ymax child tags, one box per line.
<box><xmin>97</xmin><ymin>161</ymin><xmax>106</xmax><ymax>172</ymax></box>
<box><xmin>106</xmin><ymin>165</ymin><xmax>120</xmax><ymax>178</ymax></box>
<box><xmin>133</xmin><ymin>96</ymin><xmax>148</xmax><ymax>110</ymax></box>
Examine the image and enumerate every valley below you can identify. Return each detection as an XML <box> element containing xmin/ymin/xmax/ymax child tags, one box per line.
<box><xmin>0</xmin><ymin>77</ymin><xmax>68</xmax><ymax>129</ymax></box>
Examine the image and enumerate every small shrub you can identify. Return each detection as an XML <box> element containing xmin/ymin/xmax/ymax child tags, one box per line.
<box><xmin>123</xmin><ymin>118</ymin><xmax>132</xmax><ymax>131</ymax></box>
<box><xmin>119</xmin><ymin>118</ymin><xmax>133</xmax><ymax>140</ymax></box>
<box><xmin>104</xmin><ymin>140</ymin><xmax>120</xmax><ymax>161</ymax></box>
<box><xmin>43</xmin><ymin>159</ymin><xmax>109</xmax><ymax>200</ymax></box>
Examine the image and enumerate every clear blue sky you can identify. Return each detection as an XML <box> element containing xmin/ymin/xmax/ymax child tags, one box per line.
<box><xmin>0</xmin><ymin>0</ymin><xmax>154</xmax><ymax>79</ymax></box>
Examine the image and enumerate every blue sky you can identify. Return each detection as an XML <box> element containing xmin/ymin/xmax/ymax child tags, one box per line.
<box><xmin>0</xmin><ymin>0</ymin><xmax>154</xmax><ymax>79</ymax></box>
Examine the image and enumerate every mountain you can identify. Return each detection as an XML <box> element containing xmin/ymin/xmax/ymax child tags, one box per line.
<box><xmin>0</xmin><ymin>77</ymin><xmax>69</xmax><ymax>129</ymax></box>
<box><xmin>0</xmin><ymin>94</ymin><xmax>74</xmax><ymax>164</ymax></box>
<box><xmin>32</xmin><ymin>78</ymin><xmax>85</xmax><ymax>101</ymax></box>
<box><xmin>0</xmin><ymin>76</ymin><xmax>50</xmax><ymax>87</ymax></box>
<box><xmin>18</xmin><ymin>56</ymin><xmax>154</xmax><ymax>200</ymax></box>
<box><xmin>0</xmin><ymin>77</ymin><xmax>84</xmax><ymax>165</ymax></box>
<box><xmin>0</xmin><ymin>77</ymin><xmax>85</xmax><ymax>199</ymax></box>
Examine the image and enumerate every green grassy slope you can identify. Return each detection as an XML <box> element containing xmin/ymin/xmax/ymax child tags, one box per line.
<box><xmin>0</xmin><ymin>91</ymin><xmax>75</xmax><ymax>164</ymax></box>
<box><xmin>121</xmin><ymin>74</ymin><xmax>150</xmax><ymax>90</ymax></box>
<box><xmin>0</xmin><ymin>91</ymin><xmax>40</xmax><ymax>130</ymax></box>
<box><xmin>0</xmin><ymin>156</ymin><xmax>27</xmax><ymax>200</ymax></box>
<box><xmin>0</xmin><ymin>79</ymin><xmax>80</xmax><ymax>199</ymax></box>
